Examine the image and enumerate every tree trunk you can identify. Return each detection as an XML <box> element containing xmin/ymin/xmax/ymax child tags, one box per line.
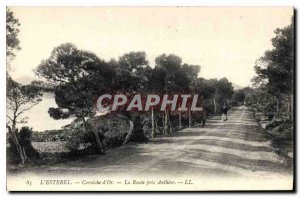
<box><xmin>82</xmin><ymin>118</ymin><xmax>104</xmax><ymax>154</ymax></box>
<box><xmin>123</xmin><ymin>120</ymin><xmax>134</xmax><ymax>145</ymax></box>
<box><xmin>168</xmin><ymin>113</ymin><xmax>173</xmax><ymax>133</ymax></box>
<box><xmin>164</xmin><ymin>110</ymin><xmax>169</xmax><ymax>134</ymax></box>
<box><xmin>151</xmin><ymin>108</ymin><xmax>155</xmax><ymax>139</ymax></box>
<box><xmin>22</xmin><ymin>146</ymin><xmax>27</xmax><ymax>162</ymax></box>
<box><xmin>93</xmin><ymin>131</ymin><xmax>105</xmax><ymax>153</ymax></box>
<box><xmin>155</xmin><ymin>118</ymin><xmax>159</xmax><ymax>134</ymax></box>
<box><xmin>290</xmin><ymin>94</ymin><xmax>293</xmax><ymax>121</ymax></box>
<box><xmin>188</xmin><ymin>109</ymin><xmax>192</xmax><ymax>127</ymax></box>
<box><xmin>7</xmin><ymin>125</ymin><xmax>26</xmax><ymax>164</ymax></box>
<box><xmin>179</xmin><ymin>111</ymin><xmax>182</xmax><ymax>129</ymax></box>
<box><xmin>213</xmin><ymin>99</ymin><xmax>217</xmax><ymax>114</ymax></box>
<box><xmin>162</xmin><ymin>113</ymin><xmax>165</xmax><ymax>133</ymax></box>
<box><xmin>272</xmin><ymin>96</ymin><xmax>280</xmax><ymax>121</ymax></box>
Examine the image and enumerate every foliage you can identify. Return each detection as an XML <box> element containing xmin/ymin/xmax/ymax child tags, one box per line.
<box><xmin>115</xmin><ymin>51</ymin><xmax>151</xmax><ymax>92</ymax></box>
<box><xmin>251</xmin><ymin>17</ymin><xmax>294</xmax><ymax>121</ymax></box>
<box><xmin>248</xmin><ymin>17</ymin><xmax>294</xmax><ymax>157</ymax></box>
<box><xmin>6</xmin><ymin>8</ymin><xmax>21</xmax><ymax>63</ymax></box>
<box><xmin>7</xmin><ymin>77</ymin><xmax>43</xmax><ymax>126</ymax></box>
<box><xmin>195</xmin><ymin>78</ymin><xmax>234</xmax><ymax>115</ymax></box>
<box><xmin>35</xmin><ymin>43</ymin><xmax>115</xmax><ymax>118</ymax></box>
<box><xmin>35</xmin><ymin>45</ymin><xmax>236</xmax><ymax>155</ymax></box>
<box><xmin>232</xmin><ymin>89</ymin><xmax>246</xmax><ymax>104</ymax></box>
<box><xmin>6</xmin><ymin>9</ymin><xmax>42</xmax><ymax>165</ymax></box>
<box><xmin>35</xmin><ymin>43</ymin><xmax>118</xmax><ymax>154</ymax></box>
<box><xmin>254</xmin><ymin>17</ymin><xmax>294</xmax><ymax>96</ymax></box>
<box><xmin>6</xmin><ymin>77</ymin><xmax>43</xmax><ymax>164</ymax></box>
<box><xmin>7</xmin><ymin>127</ymin><xmax>40</xmax><ymax>164</ymax></box>
<box><xmin>65</xmin><ymin>114</ymin><xmax>133</xmax><ymax>154</ymax></box>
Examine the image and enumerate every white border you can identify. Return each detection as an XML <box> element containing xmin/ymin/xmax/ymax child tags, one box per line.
<box><xmin>0</xmin><ymin>0</ymin><xmax>298</xmax><ymax>196</ymax></box>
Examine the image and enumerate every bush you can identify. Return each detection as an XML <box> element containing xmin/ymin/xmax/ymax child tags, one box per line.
<box><xmin>7</xmin><ymin>127</ymin><xmax>40</xmax><ymax>165</ymax></box>
<box><xmin>7</xmin><ymin>136</ymin><xmax>21</xmax><ymax>165</ymax></box>
<box><xmin>65</xmin><ymin>113</ymin><xmax>151</xmax><ymax>155</ymax></box>
<box><xmin>18</xmin><ymin>127</ymin><xmax>40</xmax><ymax>160</ymax></box>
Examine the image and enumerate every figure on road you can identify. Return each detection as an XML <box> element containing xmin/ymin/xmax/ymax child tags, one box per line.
<box><xmin>221</xmin><ymin>104</ymin><xmax>228</xmax><ymax>121</ymax></box>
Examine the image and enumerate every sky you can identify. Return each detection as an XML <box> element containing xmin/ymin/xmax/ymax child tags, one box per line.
<box><xmin>10</xmin><ymin>7</ymin><xmax>293</xmax><ymax>87</ymax></box>
<box><xmin>7</xmin><ymin>7</ymin><xmax>293</xmax><ymax>131</ymax></box>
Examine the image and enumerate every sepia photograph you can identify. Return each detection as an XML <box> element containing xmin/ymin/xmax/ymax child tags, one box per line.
<box><xmin>6</xmin><ymin>6</ymin><xmax>294</xmax><ymax>191</ymax></box>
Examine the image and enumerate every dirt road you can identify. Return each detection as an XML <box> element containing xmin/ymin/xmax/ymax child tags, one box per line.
<box><xmin>8</xmin><ymin>106</ymin><xmax>294</xmax><ymax>191</ymax></box>
<box><xmin>35</xmin><ymin>106</ymin><xmax>292</xmax><ymax>178</ymax></box>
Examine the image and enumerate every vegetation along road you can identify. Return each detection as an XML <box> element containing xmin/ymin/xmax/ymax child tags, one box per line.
<box><xmin>23</xmin><ymin>106</ymin><xmax>292</xmax><ymax>178</ymax></box>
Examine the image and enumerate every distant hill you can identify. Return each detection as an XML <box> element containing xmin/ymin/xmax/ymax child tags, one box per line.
<box><xmin>232</xmin><ymin>83</ymin><xmax>244</xmax><ymax>90</ymax></box>
<box><xmin>14</xmin><ymin>76</ymin><xmax>54</xmax><ymax>92</ymax></box>
<box><xmin>14</xmin><ymin>76</ymin><xmax>36</xmax><ymax>85</ymax></box>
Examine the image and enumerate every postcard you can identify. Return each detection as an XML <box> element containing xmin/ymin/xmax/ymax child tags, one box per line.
<box><xmin>6</xmin><ymin>6</ymin><xmax>294</xmax><ymax>191</ymax></box>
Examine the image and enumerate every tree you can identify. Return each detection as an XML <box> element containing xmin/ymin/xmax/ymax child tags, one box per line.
<box><xmin>154</xmin><ymin>54</ymin><xmax>183</xmax><ymax>133</ymax></box>
<box><xmin>195</xmin><ymin>78</ymin><xmax>233</xmax><ymax>115</ymax></box>
<box><xmin>232</xmin><ymin>89</ymin><xmax>246</xmax><ymax>104</ymax></box>
<box><xmin>254</xmin><ymin>17</ymin><xmax>294</xmax><ymax>120</ymax></box>
<box><xmin>113</xmin><ymin>51</ymin><xmax>152</xmax><ymax>142</ymax></box>
<box><xmin>6</xmin><ymin>8</ymin><xmax>21</xmax><ymax>65</ymax></box>
<box><xmin>35</xmin><ymin>43</ymin><xmax>115</xmax><ymax>154</ymax></box>
<box><xmin>244</xmin><ymin>86</ymin><xmax>278</xmax><ymax>119</ymax></box>
<box><xmin>180</xmin><ymin>63</ymin><xmax>201</xmax><ymax>127</ymax></box>
<box><xmin>6</xmin><ymin>9</ymin><xmax>41</xmax><ymax>164</ymax></box>
<box><xmin>6</xmin><ymin>77</ymin><xmax>42</xmax><ymax>164</ymax></box>
<box><xmin>151</xmin><ymin>54</ymin><xmax>201</xmax><ymax>131</ymax></box>
<box><xmin>195</xmin><ymin>78</ymin><xmax>216</xmax><ymax>115</ymax></box>
<box><xmin>217</xmin><ymin>78</ymin><xmax>234</xmax><ymax>105</ymax></box>
<box><xmin>114</xmin><ymin>51</ymin><xmax>151</xmax><ymax>92</ymax></box>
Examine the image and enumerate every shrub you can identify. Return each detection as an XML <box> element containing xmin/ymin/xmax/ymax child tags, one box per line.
<box><xmin>65</xmin><ymin>113</ymin><xmax>151</xmax><ymax>155</ymax></box>
<box><xmin>7</xmin><ymin>127</ymin><xmax>40</xmax><ymax>165</ymax></box>
<box><xmin>18</xmin><ymin>127</ymin><xmax>40</xmax><ymax>161</ymax></box>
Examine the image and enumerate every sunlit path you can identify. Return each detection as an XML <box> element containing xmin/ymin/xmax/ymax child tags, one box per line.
<box><xmin>8</xmin><ymin>106</ymin><xmax>294</xmax><ymax>191</ymax></box>
<box><xmin>22</xmin><ymin>106</ymin><xmax>291</xmax><ymax>179</ymax></box>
